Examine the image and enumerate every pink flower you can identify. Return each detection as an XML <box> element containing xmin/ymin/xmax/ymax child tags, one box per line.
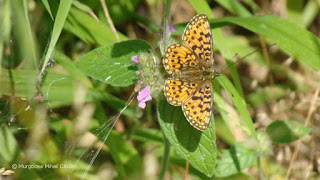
<box><xmin>131</xmin><ymin>56</ymin><xmax>138</xmax><ymax>63</ymax></box>
<box><xmin>137</xmin><ymin>86</ymin><xmax>152</xmax><ymax>109</ymax></box>
<box><xmin>159</xmin><ymin>22</ymin><xmax>177</xmax><ymax>37</ymax></box>
<box><xmin>212</xmin><ymin>58</ymin><xmax>215</xmax><ymax>65</ymax></box>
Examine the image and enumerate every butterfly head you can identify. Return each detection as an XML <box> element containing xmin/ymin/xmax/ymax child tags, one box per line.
<box><xmin>200</xmin><ymin>67</ymin><xmax>220</xmax><ymax>80</ymax></box>
<box><xmin>210</xmin><ymin>69</ymin><xmax>220</xmax><ymax>79</ymax></box>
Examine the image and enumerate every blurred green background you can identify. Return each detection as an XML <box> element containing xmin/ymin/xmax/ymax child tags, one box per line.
<box><xmin>0</xmin><ymin>0</ymin><xmax>320</xmax><ymax>179</ymax></box>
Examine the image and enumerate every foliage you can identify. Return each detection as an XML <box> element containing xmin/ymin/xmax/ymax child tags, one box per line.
<box><xmin>0</xmin><ymin>0</ymin><xmax>319</xmax><ymax>179</ymax></box>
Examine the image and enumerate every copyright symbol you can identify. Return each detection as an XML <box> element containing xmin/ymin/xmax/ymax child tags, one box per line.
<box><xmin>12</xmin><ymin>164</ymin><xmax>17</xmax><ymax>169</ymax></box>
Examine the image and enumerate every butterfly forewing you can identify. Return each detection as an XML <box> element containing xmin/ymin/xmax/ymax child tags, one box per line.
<box><xmin>182</xmin><ymin>14</ymin><xmax>213</xmax><ymax>68</ymax></box>
<box><xmin>163</xmin><ymin>43</ymin><xmax>200</xmax><ymax>75</ymax></box>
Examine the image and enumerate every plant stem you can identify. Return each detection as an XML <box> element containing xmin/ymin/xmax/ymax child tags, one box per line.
<box><xmin>159</xmin><ymin>136</ymin><xmax>171</xmax><ymax>180</ymax></box>
<box><xmin>100</xmin><ymin>0</ymin><xmax>120</xmax><ymax>42</ymax></box>
<box><xmin>184</xmin><ymin>160</ymin><xmax>189</xmax><ymax>180</ymax></box>
<box><xmin>159</xmin><ymin>1</ymin><xmax>172</xmax><ymax>179</ymax></box>
<box><xmin>162</xmin><ymin>0</ymin><xmax>172</xmax><ymax>54</ymax></box>
<box><xmin>259</xmin><ymin>36</ymin><xmax>274</xmax><ymax>85</ymax></box>
<box><xmin>257</xmin><ymin>157</ymin><xmax>265</xmax><ymax>180</ymax></box>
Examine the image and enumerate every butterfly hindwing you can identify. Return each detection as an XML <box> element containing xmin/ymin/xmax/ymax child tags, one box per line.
<box><xmin>182</xmin><ymin>80</ymin><xmax>213</xmax><ymax>131</ymax></box>
<box><xmin>164</xmin><ymin>78</ymin><xmax>198</xmax><ymax>106</ymax></box>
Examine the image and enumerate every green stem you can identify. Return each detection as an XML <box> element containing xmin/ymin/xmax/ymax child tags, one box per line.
<box><xmin>159</xmin><ymin>1</ymin><xmax>172</xmax><ymax>179</ymax></box>
<box><xmin>131</xmin><ymin>12</ymin><xmax>160</xmax><ymax>32</ymax></box>
<box><xmin>162</xmin><ymin>0</ymin><xmax>172</xmax><ymax>54</ymax></box>
<box><xmin>159</xmin><ymin>135</ymin><xmax>171</xmax><ymax>180</ymax></box>
<box><xmin>257</xmin><ymin>157</ymin><xmax>265</xmax><ymax>180</ymax></box>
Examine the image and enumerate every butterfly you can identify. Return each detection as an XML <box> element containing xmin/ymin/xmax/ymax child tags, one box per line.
<box><xmin>163</xmin><ymin>14</ymin><xmax>219</xmax><ymax>131</ymax></box>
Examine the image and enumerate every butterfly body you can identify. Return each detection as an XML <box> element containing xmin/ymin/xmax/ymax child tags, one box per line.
<box><xmin>170</xmin><ymin>67</ymin><xmax>218</xmax><ymax>81</ymax></box>
<box><xmin>163</xmin><ymin>14</ymin><xmax>216</xmax><ymax>131</ymax></box>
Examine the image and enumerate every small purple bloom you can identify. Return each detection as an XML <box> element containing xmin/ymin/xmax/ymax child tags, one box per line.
<box><xmin>131</xmin><ymin>56</ymin><xmax>138</xmax><ymax>63</ymax></box>
<box><xmin>212</xmin><ymin>58</ymin><xmax>215</xmax><ymax>65</ymax></box>
<box><xmin>169</xmin><ymin>22</ymin><xmax>177</xmax><ymax>35</ymax></box>
<box><xmin>137</xmin><ymin>86</ymin><xmax>152</xmax><ymax>109</ymax></box>
<box><xmin>159</xmin><ymin>22</ymin><xmax>177</xmax><ymax>37</ymax></box>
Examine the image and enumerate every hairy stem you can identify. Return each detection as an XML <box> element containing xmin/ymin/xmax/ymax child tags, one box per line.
<box><xmin>159</xmin><ymin>135</ymin><xmax>171</xmax><ymax>180</ymax></box>
<box><xmin>159</xmin><ymin>1</ymin><xmax>172</xmax><ymax>179</ymax></box>
<box><xmin>162</xmin><ymin>0</ymin><xmax>172</xmax><ymax>54</ymax></box>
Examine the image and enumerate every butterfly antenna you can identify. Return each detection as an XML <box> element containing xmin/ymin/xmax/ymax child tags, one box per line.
<box><xmin>215</xmin><ymin>43</ymin><xmax>277</xmax><ymax>97</ymax></box>
<box><xmin>217</xmin><ymin>43</ymin><xmax>277</xmax><ymax>74</ymax></box>
<box><xmin>217</xmin><ymin>53</ymin><xmax>238</xmax><ymax>74</ymax></box>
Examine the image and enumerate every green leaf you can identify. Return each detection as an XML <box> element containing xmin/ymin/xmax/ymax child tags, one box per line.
<box><xmin>0</xmin><ymin>69</ymin><xmax>135</xmax><ymax>116</ymax></box>
<box><xmin>212</xmin><ymin>80</ymin><xmax>236</xmax><ymax>145</ymax></box>
<box><xmin>168</xmin><ymin>156</ymin><xmax>212</xmax><ymax>179</ymax></box>
<box><xmin>221</xmin><ymin>35</ymin><xmax>266</xmax><ymax>65</ymax></box>
<box><xmin>211</xmin><ymin>15</ymin><xmax>320</xmax><ymax>70</ymax></box>
<box><xmin>53</xmin><ymin>51</ymin><xmax>92</xmax><ymax>87</ymax></box>
<box><xmin>215</xmin><ymin>173</ymin><xmax>256</xmax><ymax>180</ymax></box>
<box><xmin>87</xmin><ymin>90</ymin><xmax>136</xmax><ymax>118</ymax></box>
<box><xmin>266</xmin><ymin>120</ymin><xmax>311</xmax><ymax>143</ymax></box>
<box><xmin>187</xmin><ymin>0</ymin><xmax>214</xmax><ymax>18</ymax></box>
<box><xmin>131</xmin><ymin>12</ymin><xmax>160</xmax><ymax>32</ymax></box>
<box><xmin>0</xmin><ymin>0</ymin><xmax>11</xmax><ymax>64</ymax></box>
<box><xmin>12</xmin><ymin>0</ymin><xmax>38</xmax><ymax>71</ymax></box>
<box><xmin>216</xmin><ymin>0</ymin><xmax>252</xmax><ymax>17</ymax></box>
<box><xmin>215</xmin><ymin>116</ymin><xmax>236</xmax><ymax>145</ymax></box>
<box><xmin>64</xmin><ymin>7</ymin><xmax>127</xmax><ymax>46</ymax></box>
<box><xmin>157</xmin><ymin>98</ymin><xmax>217</xmax><ymax>177</ymax></box>
<box><xmin>247</xmin><ymin>86</ymin><xmax>288</xmax><ymax>107</ymax></box>
<box><xmin>215</xmin><ymin>143</ymin><xmax>257</xmax><ymax>177</ymax></box>
<box><xmin>303</xmin><ymin>0</ymin><xmax>320</xmax><ymax>27</ymax></box>
<box><xmin>106</xmin><ymin>131</ymin><xmax>142</xmax><ymax>177</ymax></box>
<box><xmin>40</xmin><ymin>0</ymin><xmax>73</xmax><ymax>74</ymax></box>
<box><xmin>287</xmin><ymin>0</ymin><xmax>304</xmax><ymax>27</ymax></box>
<box><xmin>75</xmin><ymin>40</ymin><xmax>151</xmax><ymax>87</ymax></box>
<box><xmin>242</xmin><ymin>0</ymin><xmax>260</xmax><ymax>12</ymax></box>
<box><xmin>0</xmin><ymin>69</ymin><xmax>78</xmax><ymax>107</ymax></box>
<box><xmin>0</xmin><ymin>125</ymin><xmax>21</xmax><ymax>164</ymax></box>
<box><xmin>41</xmin><ymin>0</ymin><xmax>54</xmax><ymax>19</ymax></box>
<box><xmin>72</xmin><ymin>1</ymin><xmax>93</xmax><ymax>14</ymax></box>
<box><xmin>215</xmin><ymin>76</ymin><xmax>256</xmax><ymax>138</ymax></box>
<box><xmin>131</xmin><ymin>128</ymin><xmax>163</xmax><ymax>143</ymax></box>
